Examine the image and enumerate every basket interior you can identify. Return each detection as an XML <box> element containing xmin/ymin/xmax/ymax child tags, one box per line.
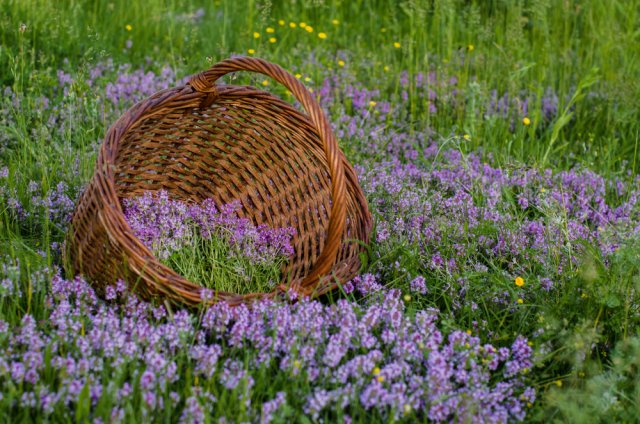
<box><xmin>113</xmin><ymin>88</ymin><xmax>346</xmax><ymax>283</ymax></box>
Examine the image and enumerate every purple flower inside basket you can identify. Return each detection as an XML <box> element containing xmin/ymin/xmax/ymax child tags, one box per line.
<box><xmin>122</xmin><ymin>190</ymin><xmax>296</xmax><ymax>293</ymax></box>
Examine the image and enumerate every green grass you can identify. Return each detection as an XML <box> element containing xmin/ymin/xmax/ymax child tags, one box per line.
<box><xmin>1</xmin><ymin>0</ymin><xmax>638</xmax><ymax>169</ymax></box>
<box><xmin>164</xmin><ymin>231</ymin><xmax>285</xmax><ymax>296</ymax></box>
<box><xmin>1</xmin><ymin>0</ymin><xmax>639</xmax><ymax>421</ymax></box>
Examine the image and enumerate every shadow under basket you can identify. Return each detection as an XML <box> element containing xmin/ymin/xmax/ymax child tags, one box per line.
<box><xmin>64</xmin><ymin>56</ymin><xmax>372</xmax><ymax>307</ymax></box>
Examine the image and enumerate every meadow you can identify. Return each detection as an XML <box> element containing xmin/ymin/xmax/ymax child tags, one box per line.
<box><xmin>1</xmin><ymin>0</ymin><xmax>639</xmax><ymax>422</ymax></box>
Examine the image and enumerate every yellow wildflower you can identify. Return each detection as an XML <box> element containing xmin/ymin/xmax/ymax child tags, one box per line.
<box><xmin>262</xmin><ymin>80</ymin><xmax>269</xmax><ymax>86</ymax></box>
<box><xmin>377</xmin><ymin>375</ymin><xmax>385</xmax><ymax>383</ymax></box>
<box><xmin>278</xmin><ymin>20</ymin><xmax>285</xmax><ymax>26</ymax></box>
<box><xmin>253</xmin><ymin>32</ymin><xmax>260</xmax><ymax>38</ymax></box>
<box><xmin>294</xmin><ymin>73</ymin><xmax>302</xmax><ymax>79</ymax></box>
<box><xmin>269</xmin><ymin>37</ymin><xmax>277</xmax><ymax>43</ymax></box>
<box><xmin>125</xmin><ymin>24</ymin><xmax>132</xmax><ymax>31</ymax></box>
<box><xmin>369</xmin><ymin>101</ymin><xmax>377</xmax><ymax>107</ymax></box>
<box><xmin>338</xmin><ymin>60</ymin><xmax>345</xmax><ymax>67</ymax></box>
<box><xmin>304</xmin><ymin>76</ymin><xmax>311</xmax><ymax>82</ymax></box>
<box><xmin>381</xmin><ymin>27</ymin><xmax>387</xmax><ymax>33</ymax></box>
<box><xmin>289</xmin><ymin>22</ymin><xmax>297</xmax><ymax>28</ymax></box>
<box><xmin>247</xmin><ymin>48</ymin><xmax>255</xmax><ymax>55</ymax></box>
<box><xmin>468</xmin><ymin>44</ymin><xmax>475</xmax><ymax>52</ymax></box>
<box><xmin>393</xmin><ymin>41</ymin><xmax>401</xmax><ymax>48</ymax></box>
<box><xmin>403</xmin><ymin>294</ymin><xmax>411</xmax><ymax>302</ymax></box>
<box><xmin>555</xmin><ymin>380</ymin><xmax>563</xmax><ymax>387</ymax></box>
<box><xmin>266</xmin><ymin>27</ymin><xmax>275</xmax><ymax>33</ymax></box>
<box><xmin>523</xmin><ymin>116</ymin><xmax>531</xmax><ymax>126</ymax></box>
<box><xmin>515</xmin><ymin>277</ymin><xmax>525</xmax><ymax>287</ymax></box>
<box><xmin>305</xmin><ymin>26</ymin><xmax>313</xmax><ymax>33</ymax></box>
<box><xmin>318</xmin><ymin>32</ymin><xmax>327</xmax><ymax>39</ymax></box>
<box><xmin>372</xmin><ymin>367</ymin><xmax>381</xmax><ymax>375</ymax></box>
<box><xmin>299</xmin><ymin>22</ymin><xmax>307</xmax><ymax>28</ymax></box>
<box><xmin>332</xmin><ymin>19</ymin><xmax>340</xmax><ymax>25</ymax></box>
<box><xmin>383</xmin><ymin>65</ymin><xmax>390</xmax><ymax>72</ymax></box>
<box><xmin>403</xmin><ymin>404</ymin><xmax>411</xmax><ymax>415</ymax></box>
<box><xmin>463</xmin><ymin>134</ymin><xmax>471</xmax><ymax>141</ymax></box>
<box><xmin>517</xmin><ymin>298</ymin><xmax>524</xmax><ymax>304</ymax></box>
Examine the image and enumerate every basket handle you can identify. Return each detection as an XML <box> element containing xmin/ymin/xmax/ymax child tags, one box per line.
<box><xmin>188</xmin><ymin>56</ymin><xmax>347</xmax><ymax>292</ymax></box>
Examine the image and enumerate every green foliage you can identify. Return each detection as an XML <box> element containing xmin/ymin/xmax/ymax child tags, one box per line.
<box><xmin>164</xmin><ymin>231</ymin><xmax>285</xmax><ymax>296</ymax></box>
<box><xmin>0</xmin><ymin>0</ymin><xmax>639</xmax><ymax>421</ymax></box>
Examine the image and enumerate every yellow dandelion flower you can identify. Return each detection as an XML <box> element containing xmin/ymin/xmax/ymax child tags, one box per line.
<box><xmin>466</xmin><ymin>329</ymin><xmax>472</xmax><ymax>335</ymax></box>
<box><xmin>372</xmin><ymin>367</ymin><xmax>381</xmax><ymax>376</ymax></box>
<box><xmin>299</xmin><ymin>22</ymin><xmax>307</xmax><ymax>28</ymax></box>
<box><xmin>293</xmin><ymin>359</ymin><xmax>301</xmax><ymax>369</ymax></box>
<box><xmin>393</xmin><ymin>41</ymin><xmax>401</xmax><ymax>48</ymax></box>
<box><xmin>278</xmin><ymin>20</ymin><xmax>285</xmax><ymax>26</ymax></box>
<box><xmin>318</xmin><ymin>32</ymin><xmax>327</xmax><ymax>39</ymax></box>
<box><xmin>383</xmin><ymin>65</ymin><xmax>390</xmax><ymax>72</ymax></box>
<box><xmin>304</xmin><ymin>76</ymin><xmax>311</xmax><ymax>82</ymax></box>
<box><xmin>266</xmin><ymin>27</ymin><xmax>275</xmax><ymax>33</ymax></box>
<box><xmin>463</xmin><ymin>134</ymin><xmax>471</xmax><ymax>141</ymax></box>
<box><xmin>305</xmin><ymin>26</ymin><xmax>313</xmax><ymax>33</ymax></box>
<box><xmin>269</xmin><ymin>37</ymin><xmax>277</xmax><ymax>43</ymax></box>
<box><xmin>295</xmin><ymin>73</ymin><xmax>302</xmax><ymax>79</ymax></box>
<box><xmin>540</xmin><ymin>187</ymin><xmax>546</xmax><ymax>193</ymax></box>
<box><xmin>517</xmin><ymin>298</ymin><xmax>524</xmax><ymax>304</ymax></box>
<box><xmin>308</xmin><ymin>87</ymin><xmax>314</xmax><ymax>93</ymax></box>
<box><xmin>262</xmin><ymin>80</ymin><xmax>269</xmax><ymax>86</ymax></box>
<box><xmin>253</xmin><ymin>32</ymin><xmax>260</xmax><ymax>38</ymax></box>
<box><xmin>338</xmin><ymin>60</ymin><xmax>345</xmax><ymax>67</ymax></box>
<box><xmin>468</xmin><ymin>44</ymin><xmax>475</xmax><ymax>52</ymax></box>
<box><xmin>289</xmin><ymin>22</ymin><xmax>297</xmax><ymax>28</ymax></box>
<box><xmin>581</xmin><ymin>292</ymin><xmax>588</xmax><ymax>299</ymax></box>
<box><xmin>555</xmin><ymin>380</ymin><xmax>563</xmax><ymax>387</ymax></box>
<box><xmin>515</xmin><ymin>277</ymin><xmax>525</xmax><ymax>287</ymax></box>
<box><xmin>403</xmin><ymin>294</ymin><xmax>411</xmax><ymax>302</ymax></box>
<box><xmin>369</xmin><ymin>101</ymin><xmax>377</xmax><ymax>107</ymax></box>
<box><xmin>125</xmin><ymin>24</ymin><xmax>132</xmax><ymax>31</ymax></box>
<box><xmin>523</xmin><ymin>116</ymin><xmax>531</xmax><ymax>126</ymax></box>
<box><xmin>332</xmin><ymin>19</ymin><xmax>340</xmax><ymax>25</ymax></box>
<box><xmin>247</xmin><ymin>48</ymin><xmax>255</xmax><ymax>54</ymax></box>
<box><xmin>377</xmin><ymin>375</ymin><xmax>385</xmax><ymax>383</ymax></box>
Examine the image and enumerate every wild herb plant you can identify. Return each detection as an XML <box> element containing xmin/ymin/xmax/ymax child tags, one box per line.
<box><xmin>122</xmin><ymin>191</ymin><xmax>295</xmax><ymax>295</ymax></box>
<box><xmin>0</xmin><ymin>0</ymin><xmax>639</xmax><ymax>421</ymax></box>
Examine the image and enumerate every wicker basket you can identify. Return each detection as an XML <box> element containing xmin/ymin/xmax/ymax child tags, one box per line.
<box><xmin>64</xmin><ymin>56</ymin><xmax>372</xmax><ymax>307</ymax></box>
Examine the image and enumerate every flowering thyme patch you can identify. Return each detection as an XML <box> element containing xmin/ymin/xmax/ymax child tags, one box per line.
<box><xmin>122</xmin><ymin>190</ymin><xmax>295</xmax><ymax>294</ymax></box>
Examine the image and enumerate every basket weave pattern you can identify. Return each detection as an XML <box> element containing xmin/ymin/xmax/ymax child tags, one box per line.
<box><xmin>65</xmin><ymin>57</ymin><xmax>372</xmax><ymax>306</ymax></box>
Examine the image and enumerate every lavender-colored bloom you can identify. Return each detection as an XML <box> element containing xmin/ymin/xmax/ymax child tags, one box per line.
<box><xmin>180</xmin><ymin>396</ymin><xmax>205</xmax><ymax>424</ymax></box>
<box><xmin>410</xmin><ymin>276</ymin><xmax>427</xmax><ymax>295</ymax></box>
<box><xmin>260</xmin><ymin>392</ymin><xmax>286</xmax><ymax>424</ymax></box>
